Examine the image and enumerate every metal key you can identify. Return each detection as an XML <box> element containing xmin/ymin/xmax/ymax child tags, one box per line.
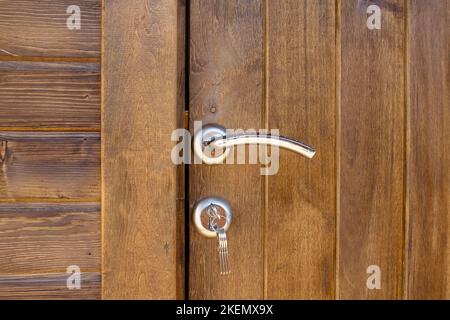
<box><xmin>193</xmin><ymin>197</ymin><xmax>232</xmax><ymax>276</ymax></box>
<box><xmin>206</xmin><ymin>204</ymin><xmax>230</xmax><ymax>275</ymax></box>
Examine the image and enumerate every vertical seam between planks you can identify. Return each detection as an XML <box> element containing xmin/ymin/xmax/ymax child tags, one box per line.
<box><xmin>402</xmin><ymin>0</ymin><xmax>410</xmax><ymax>301</ymax></box>
<box><xmin>263</xmin><ymin>0</ymin><xmax>269</xmax><ymax>300</ymax></box>
<box><xmin>100</xmin><ymin>0</ymin><xmax>105</xmax><ymax>301</ymax></box>
<box><xmin>176</xmin><ymin>0</ymin><xmax>185</xmax><ymax>300</ymax></box>
<box><xmin>335</xmin><ymin>0</ymin><xmax>342</xmax><ymax>301</ymax></box>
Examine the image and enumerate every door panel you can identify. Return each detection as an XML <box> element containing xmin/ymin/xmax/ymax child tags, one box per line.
<box><xmin>266</xmin><ymin>0</ymin><xmax>336</xmax><ymax>299</ymax></box>
<box><xmin>405</xmin><ymin>0</ymin><xmax>450</xmax><ymax>299</ymax></box>
<box><xmin>189</xmin><ymin>0</ymin><xmax>336</xmax><ymax>299</ymax></box>
<box><xmin>337</xmin><ymin>0</ymin><xmax>405</xmax><ymax>299</ymax></box>
<box><xmin>189</xmin><ymin>0</ymin><xmax>265</xmax><ymax>299</ymax></box>
<box><xmin>188</xmin><ymin>0</ymin><xmax>448</xmax><ymax>300</ymax></box>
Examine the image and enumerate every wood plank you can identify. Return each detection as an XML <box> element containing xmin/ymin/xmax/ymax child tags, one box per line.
<box><xmin>338</xmin><ymin>0</ymin><xmax>405</xmax><ymax>299</ymax></box>
<box><xmin>0</xmin><ymin>0</ymin><xmax>100</xmax><ymax>59</ymax></box>
<box><xmin>0</xmin><ymin>272</ymin><xmax>100</xmax><ymax>299</ymax></box>
<box><xmin>102</xmin><ymin>0</ymin><xmax>183</xmax><ymax>299</ymax></box>
<box><xmin>0</xmin><ymin>132</ymin><xmax>100</xmax><ymax>199</ymax></box>
<box><xmin>405</xmin><ymin>0</ymin><xmax>450</xmax><ymax>299</ymax></box>
<box><xmin>0</xmin><ymin>203</ymin><xmax>99</xmax><ymax>274</ymax></box>
<box><xmin>189</xmin><ymin>0</ymin><xmax>264</xmax><ymax>299</ymax></box>
<box><xmin>0</xmin><ymin>62</ymin><xmax>100</xmax><ymax>130</ymax></box>
<box><xmin>266</xmin><ymin>0</ymin><xmax>336</xmax><ymax>299</ymax></box>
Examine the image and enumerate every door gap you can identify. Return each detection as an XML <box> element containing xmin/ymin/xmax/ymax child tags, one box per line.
<box><xmin>184</xmin><ymin>0</ymin><xmax>191</xmax><ymax>301</ymax></box>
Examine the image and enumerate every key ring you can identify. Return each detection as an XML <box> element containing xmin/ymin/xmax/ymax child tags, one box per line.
<box><xmin>206</xmin><ymin>204</ymin><xmax>220</xmax><ymax>231</ymax></box>
<box><xmin>192</xmin><ymin>197</ymin><xmax>232</xmax><ymax>238</ymax></box>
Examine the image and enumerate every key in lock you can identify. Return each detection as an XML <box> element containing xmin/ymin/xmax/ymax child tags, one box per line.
<box><xmin>192</xmin><ymin>197</ymin><xmax>232</xmax><ymax>275</ymax></box>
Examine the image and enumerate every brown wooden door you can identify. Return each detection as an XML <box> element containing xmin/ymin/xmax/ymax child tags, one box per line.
<box><xmin>0</xmin><ymin>0</ymin><xmax>448</xmax><ymax>300</ymax></box>
<box><xmin>187</xmin><ymin>0</ymin><xmax>449</xmax><ymax>300</ymax></box>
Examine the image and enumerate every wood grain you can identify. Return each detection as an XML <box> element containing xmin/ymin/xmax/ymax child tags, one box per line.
<box><xmin>189</xmin><ymin>0</ymin><xmax>264</xmax><ymax>299</ymax></box>
<box><xmin>0</xmin><ymin>203</ymin><xmax>99</xmax><ymax>274</ymax></box>
<box><xmin>0</xmin><ymin>272</ymin><xmax>100</xmax><ymax>299</ymax></box>
<box><xmin>266</xmin><ymin>0</ymin><xmax>336</xmax><ymax>299</ymax></box>
<box><xmin>176</xmin><ymin>0</ymin><xmax>186</xmax><ymax>300</ymax></box>
<box><xmin>102</xmin><ymin>0</ymin><xmax>183</xmax><ymax>299</ymax></box>
<box><xmin>0</xmin><ymin>62</ymin><xmax>100</xmax><ymax>130</ymax></box>
<box><xmin>338</xmin><ymin>0</ymin><xmax>405</xmax><ymax>299</ymax></box>
<box><xmin>0</xmin><ymin>0</ymin><xmax>100</xmax><ymax>59</ymax></box>
<box><xmin>405</xmin><ymin>0</ymin><xmax>450</xmax><ymax>299</ymax></box>
<box><xmin>0</xmin><ymin>132</ymin><xmax>100</xmax><ymax>200</ymax></box>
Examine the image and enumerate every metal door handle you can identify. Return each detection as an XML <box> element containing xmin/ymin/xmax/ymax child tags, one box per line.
<box><xmin>194</xmin><ymin>124</ymin><xmax>316</xmax><ymax>165</ymax></box>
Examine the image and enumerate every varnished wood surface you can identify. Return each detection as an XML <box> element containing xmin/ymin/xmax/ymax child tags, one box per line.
<box><xmin>0</xmin><ymin>62</ymin><xmax>100</xmax><ymax>130</ymax></box>
<box><xmin>266</xmin><ymin>0</ymin><xmax>336</xmax><ymax>299</ymax></box>
<box><xmin>338</xmin><ymin>0</ymin><xmax>405</xmax><ymax>299</ymax></box>
<box><xmin>102</xmin><ymin>0</ymin><xmax>183</xmax><ymax>299</ymax></box>
<box><xmin>0</xmin><ymin>132</ymin><xmax>100</xmax><ymax>200</ymax></box>
<box><xmin>0</xmin><ymin>0</ymin><xmax>448</xmax><ymax>300</ymax></box>
<box><xmin>189</xmin><ymin>0</ymin><xmax>265</xmax><ymax>300</ymax></box>
<box><xmin>176</xmin><ymin>0</ymin><xmax>187</xmax><ymax>300</ymax></box>
<box><xmin>405</xmin><ymin>0</ymin><xmax>450</xmax><ymax>299</ymax></box>
<box><xmin>0</xmin><ymin>203</ymin><xmax>100</xmax><ymax>274</ymax></box>
<box><xmin>0</xmin><ymin>0</ymin><xmax>102</xmax><ymax>300</ymax></box>
<box><xmin>0</xmin><ymin>0</ymin><xmax>100</xmax><ymax>59</ymax></box>
<box><xmin>0</xmin><ymin>272</ymin><xmax>100</xmax><ymax>299</ymax></box>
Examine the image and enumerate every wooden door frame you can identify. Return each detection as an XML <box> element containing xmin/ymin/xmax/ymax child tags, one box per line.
<box><xmin>102</xmin><ymin>0</ymin><xmax>185</xmax><ymax>299</ymax></box>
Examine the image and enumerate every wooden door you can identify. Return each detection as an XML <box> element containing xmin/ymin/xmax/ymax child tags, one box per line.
<box><xmin>188</xmin><ymin>0</ymin><xmax>449</xmax><ymax>300</ymax></box>
<box><xmin>0</xmin><ymin>0</ymin><xmax>448</xmax><ymax>300</ymax></box>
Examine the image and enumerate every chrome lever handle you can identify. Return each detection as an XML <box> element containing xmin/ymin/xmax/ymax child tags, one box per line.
<box><xmin>207</xmin><ymin>133</ymin><xmax>316</xmax><ymax>159</ymax></box>
<box><xmin>193</xmin><ymin>124</ymin><xmax>316</xmax><ymax>165</ymax></box>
